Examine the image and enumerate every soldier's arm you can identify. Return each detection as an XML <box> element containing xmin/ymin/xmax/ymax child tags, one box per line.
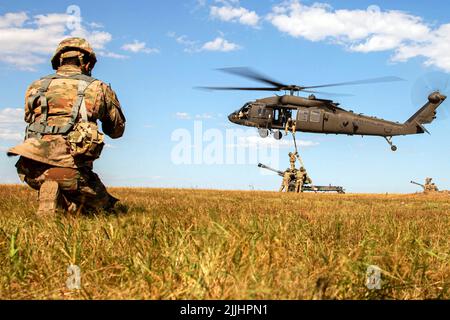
<box><xmin>24</xmin><ymin>83</ymin><xmax>39</xmax><ymax>123</ymax></box>
<box><xmin>100</xmin><ymin>84</ymin><xmax>126</xmax><ymax>139</ymax></box>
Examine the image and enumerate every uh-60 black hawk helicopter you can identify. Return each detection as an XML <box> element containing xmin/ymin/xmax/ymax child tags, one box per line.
<box><xmin>199</xmin><ymin>68</ymin><xmax>447</xmax><ymax>151</ymax></box>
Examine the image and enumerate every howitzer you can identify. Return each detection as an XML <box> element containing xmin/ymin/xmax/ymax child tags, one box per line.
<box><xmin>258</xmin><ymin>163</ymin><xmax>345</xmax><ymax>194</ymax></box>
<box><xmin>258</xmin><ymin>163</ymin><xmax>296</xmax><ymax>192</ymax></box>
<box><xmin>410</xmin><ymin>181</ymin><xmax>425</xmax><ymax>190</ymax></box>
<box><xmin>258</xmin><ymin>163</ymin><xmax>285</xmax><ymax>177</ymax></box>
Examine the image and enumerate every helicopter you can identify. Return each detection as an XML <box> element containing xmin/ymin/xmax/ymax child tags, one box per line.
<box><xmin>199</xmin><ymin>68</ymin><xmax>447</xmax><ymax>151</ymax></box>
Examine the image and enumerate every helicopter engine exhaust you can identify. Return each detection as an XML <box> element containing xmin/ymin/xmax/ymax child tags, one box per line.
<box><xmin>280</xmin><ymin>95</ymin><xmax>325</xmax><ymax>107</ymax></box>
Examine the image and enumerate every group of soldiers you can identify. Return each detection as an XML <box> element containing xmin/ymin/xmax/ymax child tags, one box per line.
<box><xmin>424</xmin><ymin>178</ymin><xmax>439</xmax><ymax>193</ymax></box>
<box><xmin>411</xmin><ymin>177</ymin><xmax>440</xmax><ymax>193</ymax></box>
<box><xmin>279</xmin><ymin>151</ymin><xmax>312</xmax><ymax>193</ymax></box>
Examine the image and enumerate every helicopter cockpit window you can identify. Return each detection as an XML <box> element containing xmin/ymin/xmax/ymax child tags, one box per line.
<box><xmin>238</xmin><ymin>104</ymin><xmax>250</xmax><ymax>119</ymax></box>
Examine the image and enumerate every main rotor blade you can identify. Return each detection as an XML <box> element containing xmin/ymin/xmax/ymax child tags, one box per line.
<box><xmin>302</xmin><ymin>76</ymin><xmax>405</xmax><ymax>90</ymax></box>
<box><xmin>301</xmin><ymin>89</ymin><xmax>354</xmax><ymax>97</ymax></box>
<box><xmin>196</xmin><ymin>86</ymin><xmax>280</xmax><ymax>91</ymax></box>
<box><xmin>218</xmin><ymin>67</ymin><xmax>287</xmax><ymax>88</ymax></box>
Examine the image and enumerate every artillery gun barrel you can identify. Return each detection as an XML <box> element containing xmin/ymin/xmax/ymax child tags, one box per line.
<box><xmin>410</xmin><ymin>181</ymin><xmax>425</xmax><ymax>189</ymax></box>
<box><xmin>258</xmin><ymin>163</ymin><xmax>284</xmax><ymax>177</ymax></box>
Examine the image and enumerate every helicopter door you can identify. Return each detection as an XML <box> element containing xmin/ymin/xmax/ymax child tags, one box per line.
<box><xmin>296</xmin><ymin>108</ymin><xmax>324</xmax><ymax>132</ymax></box>
<box><xmin>272</xmin><ymin>108</ymin><xmax>291</xmax><ymax>129</ymax></box>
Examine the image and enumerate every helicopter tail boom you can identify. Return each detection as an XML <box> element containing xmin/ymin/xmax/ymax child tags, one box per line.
<box><xmin>405</xmin><ymin>92</ymin><xmax>446</xmax><ymax>130</ymax></box>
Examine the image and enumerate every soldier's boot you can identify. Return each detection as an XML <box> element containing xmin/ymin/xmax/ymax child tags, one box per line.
<box><xmin>37</xmin><ymin>181</ymin><xmax>60</xmax><ymax>216</ymax></box>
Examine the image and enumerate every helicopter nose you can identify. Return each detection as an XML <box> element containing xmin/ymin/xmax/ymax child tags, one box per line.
<box><xmin>228</xmin><ymin>112</ymin><xmax>237</xmax><ymax>123</ymax></box>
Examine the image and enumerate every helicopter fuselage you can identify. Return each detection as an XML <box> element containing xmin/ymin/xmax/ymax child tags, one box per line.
<box><xmin>228</xmin><ymin>93</ymin><xmax>446</xmax><ymax>140</ymax></box>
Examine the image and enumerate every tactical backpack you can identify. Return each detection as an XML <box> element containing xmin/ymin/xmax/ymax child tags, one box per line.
<box><xmin>25</xmin><ymin>73</ymin><xmax>105</xmax><ymax>160</ymax></box>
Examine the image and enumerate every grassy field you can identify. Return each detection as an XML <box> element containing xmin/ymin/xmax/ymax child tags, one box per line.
<box><xmin>0</xmin><ymin>185</ymin><xmax>449</xmax><ymax>300</ymax></box>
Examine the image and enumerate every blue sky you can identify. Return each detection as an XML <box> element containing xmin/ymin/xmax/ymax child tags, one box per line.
<box><xmin>0</xmin><ymin>0</ymin><xmax>449</xmax><ymax>193</ymax></box>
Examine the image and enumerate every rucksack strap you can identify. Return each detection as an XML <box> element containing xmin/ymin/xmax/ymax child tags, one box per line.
<box><xmin>26</xmin><ymin>74</ymin><xmax>97</xmax><ymax>138</ymax></box>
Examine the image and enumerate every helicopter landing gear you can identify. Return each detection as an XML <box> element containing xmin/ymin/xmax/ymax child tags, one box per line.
<box><xmin>384</xmin><ymin>136</ymin><xmax>397</xmax><ymax>152</ymax></box>
<box><xmin>273</xmin><ymin>130</ymin><xmax>283</xmax><ymax>140</ymax></box>
<box><xmin>258</xmin><ymin>128</ymin><xmax>269</xmax><ymax>138</ymax></box>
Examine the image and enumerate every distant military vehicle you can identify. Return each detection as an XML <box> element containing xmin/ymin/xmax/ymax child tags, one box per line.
<box><xmin>258</xmin><ymin>163</ymin><xmax>345</xmax><ymax>194</ymax></box>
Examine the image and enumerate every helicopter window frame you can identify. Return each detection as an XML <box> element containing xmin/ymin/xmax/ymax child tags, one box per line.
<box><xmin>310</xmin><ymin>109</ymin><xmax>322</xmax><ymax>123</ymax></box>
<box><xmin>298</xmin><ymin>110</ymin><xmax>309</xmax><ymax>122</ymax></box>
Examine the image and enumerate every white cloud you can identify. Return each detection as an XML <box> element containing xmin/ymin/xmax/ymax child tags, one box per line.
<box><xmin>169</xmin><ymin>32</ymin><xmax>240</xmax><ymax>53</ymax></box>
<box><xmin>210</xmin><ymin>4</ymin><xmax>260</xmax><ymax>27</ymax></box>
<box><xmin>175</xmin><ymin>112</ymin><xmax>192</xmax><ymax>120</ymax></box>
<box><xmin>0</xmin><ymin>108</ymin><xmax>24</xmax><ymax>142</ymax></box>
<box><xmin>201</xmin><ymin>37</ymin><xmax>240</xmax><ymax>52</ymax></box>
<box><xmin>0</xmin><ymin>129</ymin><xmax>23</xmax><ymax>141</ymax></box>
<box><xmin>0</xmin><ymin>108</ymin><xmax>22</xmax><ymax>124</ymax></box>
<box><xmin>0</xmin><ymin>11</ymin><xmax>120</xmax><ymax>71</ymax></box>
<box><xmin>121</xmin><ymin>40</ymin><xmax>159</xmax><ymax>54</ymax></box>
<box><xmin>168</xmin><ymin>32</ymin><xmax>199</xmax><ymax>53</ymax></box>
<box><xmin>195</xmin><ymin>113</ymin><xmax>214</xmax><ymax>120</ymax></box>
<box><xmin>266</xmin><ymin>1</ymin><xmax>450</xmax><ymax>72</ymax></box>
<box><xmin>98</xmin><ymin>51</ymin><xmax>128</xmax><ymax>59</ymax></box>
<box><xmin>0</xmin><ymin>12</ymin><xmax>28</xmax><ymax>28</ymax></box>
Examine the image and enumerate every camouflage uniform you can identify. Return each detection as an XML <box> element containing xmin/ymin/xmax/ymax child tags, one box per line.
<box><xmin>279</xmin><ymin>169</ymin><xmax>292</xmax><ymax>192</ymax></box>
<box><xmin>295</xmin><ymin>167</ymin><xmax>311</xmax><ymax>193</ymax></box>
<box><xmin>289</xmin><ymin>152</ymin><xmax>298</xmax><ymax>171</ymax></box>
<box><xmin>285</xmin><ymin>117</ymin><xmax>296</xmax><ymax>135</ymax></box>
<box><xmin>7</xmin><ymin>38</ymin><xmax>125</xmax><ymax>214</ymax></box>
<box><xmin>424</xmin><ymin>178</ymin><xmax>439</xmax><ymax>193</ymax></box>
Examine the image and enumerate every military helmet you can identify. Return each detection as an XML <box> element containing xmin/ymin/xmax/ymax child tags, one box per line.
<box><xmin>51</xmin><ymin>37</ymin><xmax>97</xmax><ymax>70</ymax></box>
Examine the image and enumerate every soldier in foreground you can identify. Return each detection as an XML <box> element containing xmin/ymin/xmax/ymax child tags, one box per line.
<box><xmin>7</xmin><ymin>37</ymin><xmax>126</xmax><ymax>215</ymax></box>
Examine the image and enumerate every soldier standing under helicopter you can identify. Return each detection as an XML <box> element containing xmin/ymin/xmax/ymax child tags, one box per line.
<box><xmin>295</xmin><ymin>167</ymin><xmax>312</xmax><ymax>193</ymax></box>
<box><xmin>279</xmin><ymin>168</ymin><xmax>293</xmax><ymax>192</ymax></box>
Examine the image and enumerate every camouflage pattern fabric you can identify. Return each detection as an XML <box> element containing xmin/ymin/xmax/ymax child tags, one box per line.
<box><xmin>8</xmin><ymin>64</ymin><xmax>125</xmax><ymax>168</ymax></box>
<box><xmin>285</xmin><ymin>118</ymin><xmax>296</xmax><ymax>134</ymax></box>
<box><xmin>424</xmin><ymin>178</ymin><xmax>439</xmax><ymax>193</ymax></box>
<box><xmin>7</xmin><ymin>37</ymin><xmax>125</xmax><ymax>214</ymax></box>
<box><xmin>289</xmin><ymin>152</ymin><xmax>298</xmax><ymax>171</ymax></box>
<box><xmin>51</xmin><ymin>37</ymin><xmax>97</xmax><ymax>70</ymax></box>
<box><xmin>295</xmin><ymin>170</ymin><xmax>306</xmax><ymax>193</ymax></box>
<box><xmin>279</xmin><ymin>170</ymin><xmax>292</xmax><ymax>192</ymax></box>
<box><xmin>15</xmin><ymin>157</ymin><xmax>117</xmax><ymax>212</ymax></box>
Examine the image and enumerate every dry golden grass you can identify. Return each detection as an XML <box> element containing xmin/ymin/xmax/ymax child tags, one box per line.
<box><xmin>0</xmin><ymin>185</ymin><xmax>449</xmax><ymax>300</ymax></box>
